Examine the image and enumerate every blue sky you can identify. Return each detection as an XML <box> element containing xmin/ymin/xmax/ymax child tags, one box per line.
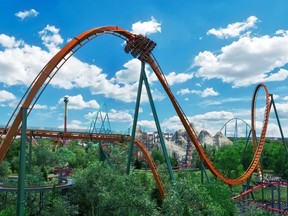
<box><xmin>0</xmin><ymin>0</ymin><xmax>288</xmax><ymax>137</ymax></box>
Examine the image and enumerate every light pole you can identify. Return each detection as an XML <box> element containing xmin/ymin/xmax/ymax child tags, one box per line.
<box><xmin>63</xmin><ymin>96</ymin><xmax>69</xmax><ymax>145</ymax></box>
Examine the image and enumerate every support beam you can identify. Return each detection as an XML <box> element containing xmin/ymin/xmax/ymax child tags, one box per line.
<box><xmin>126</xmin><ymin>61</ymin><xmax>174</xmax><ymax>182</ymax></box>
<box><xmin>28</xmin><ymin>133</ymin><xmax>32</xmax><ymax>174</ymax></box>
<box><xmin>126</xmin><ymin>61</ymin><xmax>144</xmax><ymax>175</ymax></box>
<box><xmin>17</xmin><ymin>107</ymin><xmax>28</xmax><ymax>216</ymax></box>
<box><xmin>141</xmin><ymin>62</ymin><xmax>174</xmax><ymax>182</ymax></box>
<box><xmin>270</xmin><ymin>94</ymin><xmax>287</xmax><ymax>158</ymax></box>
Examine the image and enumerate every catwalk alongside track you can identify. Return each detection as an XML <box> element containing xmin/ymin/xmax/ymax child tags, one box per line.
<box><xmin>0</xmin><ymin>179</ymin><xmax>73</xmax><ymax>192</ymax></box>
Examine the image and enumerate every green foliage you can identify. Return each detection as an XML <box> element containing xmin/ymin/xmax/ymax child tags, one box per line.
<box><xmin>26</xmin><ymin>167</ymin><xmax>47</xmax><ymax>186</ymax></box>
<box><xmin>11</xmin><ymin>156</ymin><xmax>20</xmax><ymax>173</ymax></box>
<box><xmin>151</xmin><ymin>148</ymin><xmax>165</xmax><ymax>164</ymax></box>
<box><xmin>66</xmin><ymin>141</ymin><xmax>88</xmax><ymax>168</ymax></box>
<box><xmin>6</xmin><ymin>138</ymin><xmax>287</xmax><ymax>215</ymax></box>
<box><xmin>42</xmin><ymin>193</ymin><xmax>78</xmax><ymax>216</ymax></box>
<box><xmin>214</xmin><ymin>144</ymin><xmax>243</xmax><ymax>178</ymax></box>
<box><xmin>5</xmin><ymin>140</ymin><xmax>21</xmax><ymax>163</ymax></box>
<box><xmin>191</xmin><ymin>145</ymin><xmax>216</xmax><ymax>169</ymax></box>
<box><xmin>237</xmin><ymin>204</ymin><xmax>276</xmax><ymax>216</ymax></box>
<box><xmin>162</xmin><ymin>172</ymin><xmax>236</xmax><ymax>216</ymax></box>
<box><xmin>54</xmin><ymin>147</ymin><xmax>76</xmax><ymax>167</ymax></box>
<box><xmin>32</xmin><ymin>139</ymin><xmax>55</xmax><ymax>168</ymax></box>
<box><xmin>191</xmin><ymin>148</ymin><xmax>201</xmax><ymax>169</ymax></box>
<box><xmin>241</xmin><ymin>142</ymin><xmax>254</xmax><ymax>170</ymax></box>
<box><xmin>134</xmin><ymin>158</ymin><xmax>142</xmax><ymax>169</ymax></box>
<box><xmin>0</xmin><ymin>206</ymin><xmax>17</xmax><ymax>216</ymax></box>
<box><xmin>0</xmin><ymin>193</ymin><xmax>18</xmax><ymax>214</ymax></box>
<box><xmin>0</xmin><ymin>161</ymin><xmax>11</xmax><ymax>181</ymax></box>
<box><xmin>261</xmin><ymin>141</ymin><xmax>288</xmax><ymax>179</ymax></box>
<box><xmin>169</xmin><ymin>154</ymin><xmax>178</xmax><ymax>167</ymax></box>
<box><xmin>70</xmin><ymin>161</ymin><xmax>159</xmax><ymax>216</ymax></box>
<box><xmin>204</xmin><ymin>144</ymin><xmax>217</xmax><ymax>160</ymax></box>
<box><xmin>5</xmin><ymin>140</ymin><xmax>21</xmax><ymax>172</ymax></box>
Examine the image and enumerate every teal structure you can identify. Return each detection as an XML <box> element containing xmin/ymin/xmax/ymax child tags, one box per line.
<box><xmin>126</xmin><ymin>61</ymin><xmax>174</xmax><ymax>182</ymax></box>
<box><xmin>17</xmin><ymin>108</ymin><xmax>28</xmax><ymax>216</ymax></box>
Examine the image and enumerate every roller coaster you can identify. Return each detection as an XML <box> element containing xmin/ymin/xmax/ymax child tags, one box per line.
<box><xmin>233</xmin><ymin>181</ymin><xmax>288</xmax><ymax>214</ymax></box>
<box><xmin>0</xmin><ymin>26</ymin><xmax>284</xmax><ymax>213</ymax></box>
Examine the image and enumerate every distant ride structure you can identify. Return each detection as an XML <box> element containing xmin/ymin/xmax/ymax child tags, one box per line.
<box><xmin>220</xmin><ymin>117</ymin><xmax>251</xmax><ymax>140</ymax></box>
<box><xmin>88</xmin><ymin>103</ymin><xmax>112</xmax><ymax>134</ymax></box>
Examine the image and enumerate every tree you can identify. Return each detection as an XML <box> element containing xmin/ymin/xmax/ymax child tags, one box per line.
<box><xmin>54</xmin><ymin>147</ymin><xmax>76</xmax><ymax>168</ymax></box>
<box><xmin>214</xmin><ymin>145</ymin><xmax>243</xmax><ymax>178</ymax></box>
<box><xmin>70</xmin><ymin>161</ymin><xmax>159</xmax><ymax>216</ymax></box>
<box><xmin>241</xmin><ymin>142</ymin><xmax>254</xmax><ymax>171</ymax></box>
<box><xmin>151</xmin><ymin>149</ymin><xmax>165</xmax><ymax>164</ymax></box>
<box><xmin>42</xmin><ymin>192</ymin><xmax>78</xmax><ymax>216</ymax></box>
<box><xmin>33</xmin><ymin>139</ymin><xmax>55</xmax><ymax>168</ymax></box>
<box><xmin>66</xmin><ymin>141</ymin><xmax>88</xmax><ymax>168</ymax></box>
<box><xmin>0</xmin><ymin>161</ymin><xmax>11</xmax><ymax>181</ymax></box>
<box><xmin>162</xmin><ymin>172</ymin><xmax>236</xmax><ymax>215</ymax></box>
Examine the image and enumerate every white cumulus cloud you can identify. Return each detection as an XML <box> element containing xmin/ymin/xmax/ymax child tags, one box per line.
<box><xmin>194</xmin><ymin>33</ymin><xmax>288</xmax><ymax>87</ymax></box>
<box><xmin>0</xmin><ymin>25</ymin><xmax>189</xmax><ymax>105</ymax></box>
<box><xmin>207</xmin><ymin>16</ymin><xmax>258</xmax><ymax>39</ymax></box>
<box><xmin>0</xmin><ymin>33</ymin><xmax>53</xmax><ymax>86</ymax></box>
<box><xmin>177</xmin><ymin>87</ymin><xmax>219</xmax><ymax>97</ymax></box>
<box><xmin>161</xmin><ymin>111</ymin><xmax>234</xmax><ymax>134</ymax></box>
<box><xmin>33</xmin><ymin>104</ymin><xmax>48</xmax><ymax>109</ymax></box>
<box><xmin>165</xmin><ymin>72</ymin><xmax>193</xmax><ymax>85</ymax></box>
<box><xmin>58</xmin><ymin>94</ymin><xmax>100</xmax><ymax>110</ymax></box>
<box><xmin>58</xmin><ymin>120</ymin><xmax>86</xmax><ymax>130</ymax></box>
<box><xmin>108</xmin><ymin>109</ymin><xmax>133</xmax><ymax>122</ymax></box>
<box><xmin>137</xmin><ymin>120</ymin><xmax>157</xmax><ymax>132</ymax></box>
<box><xmin>114</xmin><ymin>59</ymin><xmax>143</xmax><ymax>84</ymax></box>
<box><xmin>15</xmin><ymin>9</ymin><xmax>39</xmax><ymax>20</ymax></box>
<box><xmin>0</xmin><ymin>90</ymin><xmax>16</xmax><ymax>103</ymax></box>
<box><xmin>201</xmin><ymin>88</ymin><xmax>219</xmax><ymax>97</ymax></box>
<box><xmin>39</xmin><ymin>25</ymin><xmax>64</xmax><ymax>52</ymax></box>
<box><xmin>131</xmin><ymin>17</ymin><xmax>161</xmax><ymax>35</ymax></box>
<box><xmin>0</xmin><ymin>34</ymin><xmax>24</xmax><ymax>48</ymax></box>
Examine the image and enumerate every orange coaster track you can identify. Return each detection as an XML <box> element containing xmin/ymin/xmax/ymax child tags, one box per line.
<box><xmin>0</xmin><ymin>128</ymin><xmax>167</xmax><ymax>197</ymax></box>
<box><xmin>0</xmin><ymin>26</ymin><xmax>271</xmax><ymax>191</ymax></box>
<box><xmin>146</xmin><ymin>58</ymin><xmax>271</xmax><ymax>185</ymax></box>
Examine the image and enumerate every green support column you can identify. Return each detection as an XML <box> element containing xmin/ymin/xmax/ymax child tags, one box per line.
<box><xmin>126</xmin><ymin>61</ymin><xmax>144</xmax><ymax>175</ymax></box>
<box><xmin>201</xmin><ymin>162</ymin><xmax>204</xmax><ymax>184</ymax></box>
<box><xmin>17</xmin><ymin>107</ymin><xmax>28</xmax><ymax>216</ymax></box>
<box><xmin>141</xmin><ymin>62</ymin><xmax>174</xmax><ymax>182</ymax></box>
<box><xmin>200</xmin><ymin>162</ymin><xmax>210</xmax><ymax>184</ymax></box>
<box><xmin>270</xmin><ymin>94</ymin><xmax>288</xmax><ymax>159</ymax></box>
<box><xmin>28</xmin><ymin>133</ymin><xmax>32</xmax><ymax>174</ymax></box>
<box><xmin>98</xmin><ymin>143</ymin><xmax>105</xmax><ymax>162</ymax></box>
<box><xmin>99</xmin><ymin>143</ymin><xmax>113</xmax><ymax>168</ymax></box>
<box><xmin>126</xmin><ymin>60</ymin><xmax>174</xmax><ymax>182</ymax></box>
